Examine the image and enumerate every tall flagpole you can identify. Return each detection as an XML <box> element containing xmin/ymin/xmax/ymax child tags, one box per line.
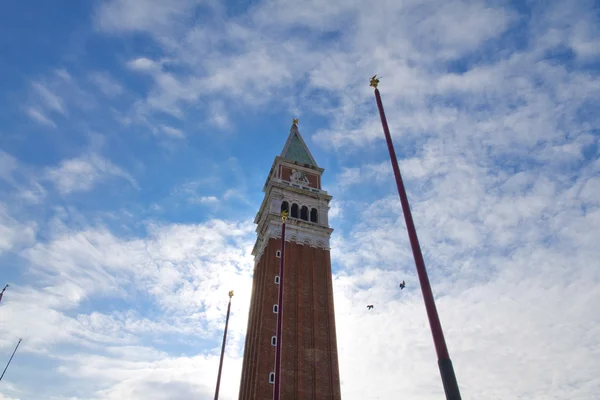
<box><xmin>369</xmin><ymin>75</ymin><xmax>462</xmax><ymax>400</ymax></box>
<box><xmin>273</xmin><ymin>209</ymin><xmax>287</xmax><ymax>400</ymax></box>
<box><xmin>214</xmin><ymin>290</ymin><xmax>234</xmax><ymax>400</ymax></box>
<box><xmin>0</xmin><ymin>338</ymin><xmax>22</xmax><ymax>382</ymax></box>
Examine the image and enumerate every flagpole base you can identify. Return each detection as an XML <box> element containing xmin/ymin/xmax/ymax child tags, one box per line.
<box><xmin>438</xmin><ymin>358</ymin><xmax>461</xmax><ymax>400</ymax></box>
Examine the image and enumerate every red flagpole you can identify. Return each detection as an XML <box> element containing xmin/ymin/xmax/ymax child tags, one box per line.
<box><xmin>370</xmin><ymin>75</ymin><xmax>461</xmax><ymax>400</ymax></box>
<box><xmin>214</xmin><ymin>291</ymin><xmax>234</xmax><ymax>400</ymax></box>
<box><xmin>273</xmin><ymin>210</ymin><xmax>287</xmax><ymax>400</ymax></box>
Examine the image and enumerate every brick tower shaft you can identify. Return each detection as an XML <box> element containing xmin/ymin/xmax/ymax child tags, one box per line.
<box><xmin>238</xmin><ymin>121</ymin><xmax>342</xmax><ymax>400</ymax></box>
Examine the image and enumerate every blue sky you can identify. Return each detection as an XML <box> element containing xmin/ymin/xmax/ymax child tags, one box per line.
<box><xmin>1</xmin><ymin>0</ymin><xmax>599</xmax><ymax>399</ymax></box>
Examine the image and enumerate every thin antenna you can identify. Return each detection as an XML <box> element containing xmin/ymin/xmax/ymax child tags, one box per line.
<box><xmin>0</xmin><ymin>338</ymin><xmax>22</xmax><ymax>382</ymax></box>
<box><xmin>214</xmin><ymin>291</ymin><xmax>234</xmax><ymax>400</ymax></box>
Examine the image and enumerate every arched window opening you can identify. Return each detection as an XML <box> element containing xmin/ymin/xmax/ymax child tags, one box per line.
<box><xmin>300</xmin><ymin>206</ymin><xmax>309</xmax><ymax>221</ymax></box>
<box><xmin>291</xmin><ymin>203</ymin><xmax>299</xmax><ymax>218</ymax></box>
<box><xmin>281</xmin><ymin>201</ymin><xmax>289</xmax><ymax>214</ymax></box>
<box><xmin>310</xmin><ymin>208</ymin><xmax>318</xmax><ymax>223</ymax></box>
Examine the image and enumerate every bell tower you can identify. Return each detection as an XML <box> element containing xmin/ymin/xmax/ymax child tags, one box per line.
<box><xmin>238</xmin><ymin>121</ymin><xmax>342</xmax><ymax>400</ymax></box>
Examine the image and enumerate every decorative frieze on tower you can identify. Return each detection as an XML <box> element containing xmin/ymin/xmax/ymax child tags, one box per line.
<box><xmin>238</xmin><ymin>121</ymin><xmax>342</xmax><ymax>400</ymax></box>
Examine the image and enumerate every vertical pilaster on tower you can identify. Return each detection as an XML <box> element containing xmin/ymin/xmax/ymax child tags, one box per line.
<box><xmin>238</xmin><ymin>120</ymin><xmax>342</xmax><ymax>400</ymax></box>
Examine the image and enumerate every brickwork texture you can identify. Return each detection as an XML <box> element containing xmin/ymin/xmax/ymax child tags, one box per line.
<box><xmin>238</xmin><ymin>237</ymin><xmax>342</xmax><ymax>400</ymax></box>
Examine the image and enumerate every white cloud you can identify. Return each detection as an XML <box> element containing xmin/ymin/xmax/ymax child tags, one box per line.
<box><xmin>328</xmin><ymin>199</ymin><xmax>342</xmax><ymax>220</ymax></box>
<box><xmin>16</xmin><ymin>182</ymin><xmax>46</xmax><ymax>204</ymax></box>
<box><xmin>186</xmin><ymin>195</ymin><xmax>219</xmax><ymax>205</ymax></box>
<box><xmin>88</xmin><ymin>0</ymin><xmax>599</xmax><ymax>146</ymax></box>
<box><xmin>412</xmin><ymin>1</ymin><xmax>515</xmax><ymax>59</ymax></box>
<box><xmin>530</xmin><ymin>2</ymin><xmax>600</xmax><ymax>62</ymax></box>
<box><xmin>69</xmin><ymin>351</ymin><xmax>240</xmax><ymax>400</ymax></box>
<box><xmin>24</xmin><ymin>69</ymin><xmax>100</xmax><ymax>126</ymax></box>
<box><xmin>223</xmin><ymin>188</ymin><xmax>246</xmax><ymax>202</ymax></box>
<box><xmin>54</xmin><ymin>68</ymin><xmax>72</xmax><ymax>82</ymax></box>
<box><xmin>208</xmin><ymin>101</ymin><xmax>230</xmax><ymax>130</ymax></box>
<box><xmin>127</xmin><ymin>57</ymin><xmax>159</xmax><ymax>72</ymax></box>
<box><xmin>160</xmin><ymin>124</ymin><xmax>185</xmax><ymax>138</ymax></box>
<box><xmin>170</xmin><ymin>179</ymin><xmax>229</xmax><ymax>206</ymax></box>
<box><xmin>16</xmin><ymin>217</ymin><xmax>255</xmax><ymax>328</ymax></box>
<box><xmin>124</xmin><ymin>58</ymin><xmax>203</xmax><ymax>117</ymax></box>
<box><xmin>571</xmin><ymin>21</ymin><xmax>600</xmax><ymax>59</ymax></box>
<box><xmin>45</xmin><ymin>153</ymin><xmax>138</xmax><ymax>194</ymax></box>
<box><xmin>168</xmin><ymin>178</ymin><xmax>253</xmax><ymax>208</ymax></box>
<box><xmin>94</xmin><ymin>0</ymin><xmax>204</xmax><ymax>35</ymax></box>
<box><xmin>0</xmin><ymin>213</ymin><xmax>255</xmax><ymax>398</ymax></box>
<box><xmin>25</xmin><ymin>107</ymin><xmax>56</xmax><ymax>128</ymax></box>
<box><xmin>0</xmin><ymin>204</ymin><xmax>37</xmax><ymax>255</ymax></box>
<box><xmin>335</xmin><ymin>162</ymin><xmax>390</xmax><ymax>190</ymax></box>
<box><xmin>89</xmin><ymin>71</ymin><xmax>124</xmax><ymax>97</ymax></box>
<box><xmin>0</xmin><ymin>150</ymin><xmax>18</xmax><ymax>183</ymax></box>
<box><xmin>0</xmin><ymin>151</ymin><xmax>47</xmax><ymax>204</ymax></box>
<box><xmin>199</xmin><ymin>195</ymin><xmax>218</xmax><ymax>203</ymax></box>
<box><xmin>330</xmin><ymin>151</ymin><xmax>600</xmax><ymax>398</ymax></box>
<box><xmin>31</xmin><ymin>82</ymin><xmax>65</xmax><ymax>115</ymax></box>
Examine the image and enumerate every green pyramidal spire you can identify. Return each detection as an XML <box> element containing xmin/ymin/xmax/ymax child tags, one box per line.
<box><xmin>280</xmin><ymin>121</ymin><xmax>318</xmax><ymax>167</ymax></box>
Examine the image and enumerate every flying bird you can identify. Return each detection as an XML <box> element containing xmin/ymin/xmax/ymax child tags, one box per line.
<box><xmin>367</xmin><ymin>305</ymin><xmax>374</xmax><ymax>310</ymax></box>
<box><xmin>399</xmin><ymin>281</ymin><xmax>406</xmax><ymax>290</ymax></box>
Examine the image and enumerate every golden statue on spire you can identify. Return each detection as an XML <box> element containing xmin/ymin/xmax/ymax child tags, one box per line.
<box><xmin>370</xmin><ymin>74</ymin><xmax>380</xmax><ymax>88</ymax></box>
<box><xmin>292</xmin><ymin>118</ymin><xmax>299</xmax><ymax>125</ymax></box>
<box><xmin>229</xmin><ymin>290</ymin><xmax>234</xmax><ymax>298</ymax></box>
